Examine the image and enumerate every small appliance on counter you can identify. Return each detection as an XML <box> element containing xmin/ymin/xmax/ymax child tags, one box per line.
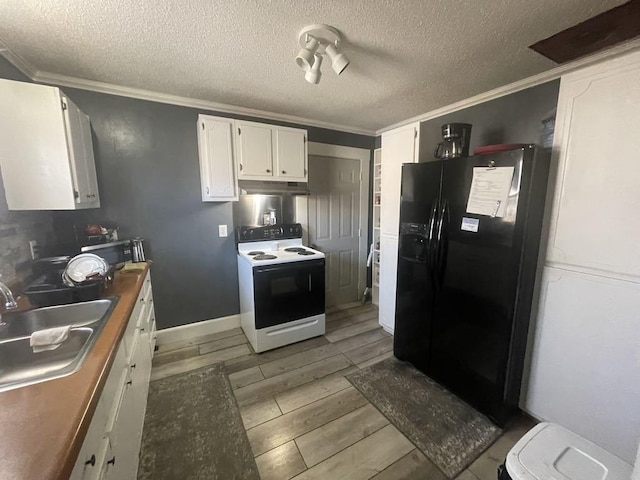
<box><xmin>79</xmin><ymin>238</ymin><xmax>146</xmax><ymax>266</ymax></box>
<box><xmin>80</xmin><ymin>240</ymin><xmax>133</xmax><ymax>267</ymax></box>
<box><xmin>236</xmin><ymin>223</ymin><xmax>325</xmax><ymax>353</ymax></box>
<box><xmin>434</xmin><ymin>123</ymin><xmax>472</xmax><ymax>159</ymax></box>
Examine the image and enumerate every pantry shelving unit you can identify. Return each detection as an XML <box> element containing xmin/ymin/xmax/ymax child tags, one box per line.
<box><xmin>372</xmin><ymin>148</ymin><xmax>381</xmax><ymax>306</ymax></box>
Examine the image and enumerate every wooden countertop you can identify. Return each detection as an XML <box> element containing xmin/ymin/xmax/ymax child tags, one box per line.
<box><xmin>0</xmin><ymin>265</ymin><xmax>150</xmax><ymax>480</ymax></box>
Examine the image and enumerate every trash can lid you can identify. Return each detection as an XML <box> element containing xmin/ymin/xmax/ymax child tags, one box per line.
<box><xmin>505</xmin><ymin>422</ymin><xmax>632</xmax><ymax>480</ymax></box>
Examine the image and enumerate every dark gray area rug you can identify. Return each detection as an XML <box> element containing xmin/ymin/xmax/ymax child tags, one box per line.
<box><xmin>347</xmin><ymin>358</ymin><xmax>502</xmax><ymax>478</ymax></box>
<box><xmin>138</xmin><ymin>364</ymin><xmax>259</xmax><ymax>480</ymax></box>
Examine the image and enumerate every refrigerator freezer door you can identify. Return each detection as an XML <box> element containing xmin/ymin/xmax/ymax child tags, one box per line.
<box><xmin>393</xmin><ymin>162</ymin><xmax>442</xmax><ymax>371</ymax></box>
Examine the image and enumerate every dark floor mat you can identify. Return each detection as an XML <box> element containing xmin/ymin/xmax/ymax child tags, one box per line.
<box><xmin>347</xmin><ymin>357</ymin><xmax>502</xmax><ymax>478</ymax></box>
<box><xmin>138</xmin><ymin>363</ymin><xmax>259</xmax><ymax>480</ymax></box>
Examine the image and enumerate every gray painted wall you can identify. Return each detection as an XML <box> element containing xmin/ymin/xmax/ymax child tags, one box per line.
<box><xmin>0</xmin><ymin>56</ymin><xmax>374</xmax><ymax>329</ymax></box>
<box><xmin>419</xmin><ymin>80</ymin><xmax>560</xmax><ymax>162</ymax></box>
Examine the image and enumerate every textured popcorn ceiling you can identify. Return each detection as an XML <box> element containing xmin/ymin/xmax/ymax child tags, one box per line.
<box><xmin>0</xmin><ymin>0</ymin><xmax>624</xmax><ymax>132</ymax></box>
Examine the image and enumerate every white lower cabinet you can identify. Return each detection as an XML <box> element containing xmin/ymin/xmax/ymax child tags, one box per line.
<box><xmin>70</xmin><ymin>271</ymin><xmax>155</xmax><ymax>480</ymax></box>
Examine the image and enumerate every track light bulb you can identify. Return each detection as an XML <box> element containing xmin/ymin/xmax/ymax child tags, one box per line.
<box><xmin>325</xmin><ymin>43</ymin><xmax>350</xmax><ymax>75</ymax></box>
<box><xmin>295</xmin><ymin>36</ymin><xmax>319</xmax><ymax>72</ymax></box>
<box><xmin>304</xmin><ymin>54</ymin><xmax>323</xmax><ymax>84</ymax></box>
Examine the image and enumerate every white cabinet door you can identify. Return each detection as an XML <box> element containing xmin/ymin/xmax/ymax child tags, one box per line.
<box><xmin>274</xmin><ymin>127</ymin><xmax>307</xmax><ymax>181</ymax></box>
<box><xmin>546</xmin><ymin>50</ymin><xmax>640</xmax><ymax>280</ymax></box>
<box><xmin>380</xmin><ymin>123</ymin><xmax>419</xmax><ymax>237</ymax></box>
<box><xmin>0</xmin><ymin>79</ymin><xmax>99</xmax><ymax>210</ymax></box>
<box><xmin>63</xmin><ymin>96</ymin><xmax>99</xmax><ymax>207</ymax></box>
<box><xmin>378</xmin><ymin>234</ymin><xmax>399</xmax><ymax>333</ymax></box>
<box><xmin>197</xmin><ymin>115</ymin><xmax>238</xmax><ymax>201</ymax></box>
<box><xmin>236</xmin><ymin>121</ymin><xmax>274</xmax><ymax>178</ymax></box>
<box><xmin>525</xmin><ymin>266</ymin><xmax>640</xmax><ymax>463</ymax></box>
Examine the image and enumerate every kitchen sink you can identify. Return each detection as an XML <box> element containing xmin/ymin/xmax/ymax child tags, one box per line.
<box><xmin>0</xmin><ymin>297</ymin><xmax>118</xmax><ymax>392</ymax></box>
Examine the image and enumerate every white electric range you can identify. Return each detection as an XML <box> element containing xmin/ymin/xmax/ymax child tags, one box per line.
<box><xmin>236</xmin><ymin>224</ymin><xmax>326</xmax><ymax>353</ymax></box>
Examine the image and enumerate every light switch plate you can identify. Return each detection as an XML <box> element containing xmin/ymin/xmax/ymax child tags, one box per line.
<box><xmin>218</xmin><ymin>225</ymin><xmax>228</xmax><ymax>237</ymax></box>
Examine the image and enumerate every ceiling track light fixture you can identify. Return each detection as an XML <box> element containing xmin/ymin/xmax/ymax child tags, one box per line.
<box><xmin>295</xmin><ymin>24</ymin><xmax>350</xmax><ymax>85</ymax></box>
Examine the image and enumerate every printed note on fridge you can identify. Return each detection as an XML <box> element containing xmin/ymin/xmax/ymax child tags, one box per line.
<box><xmin>466</xmin><ymin>166</ymin><xmax>515</xmax><ymax>217</ymax></box>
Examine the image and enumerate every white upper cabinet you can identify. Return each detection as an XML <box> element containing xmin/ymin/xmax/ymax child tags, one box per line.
<box><xmin>0</xmin><ymin>79</ymin><xmax>100</xmax><ymax>210</ymax></box>
<box><xmin>236</xmin><ymin>120</ymin><xmax>274</xmax><ymax>178</ymax></box>
<box><xmin>380</xmin><ymin>123</ymin><xmax>419</xmax><ymax>237</ymax></box>
<box><xmin>545</xmin><ymin>50</ymin><xmax>640</xmax><ymax>280</ymax></box>
<box><xmin>274</xmin><ymin>127</ymin><xmax>307</xmax><ymax>181</ymax></box>
<box><xmin>236</xmin><ymin>120</ymin><xmax>307</xmax><ymax>182</ymax></box>
<box><xmin>197</xmin><ymin>115</ymin><xmax>238</xmax><ymax>201</ymax></box>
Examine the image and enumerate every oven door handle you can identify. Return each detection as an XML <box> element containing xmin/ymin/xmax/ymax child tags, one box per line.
<box><xmin>254</xmin><ymin>259</ymin><xmax>325</xmax><ymax>274</ymax></box>
<box><xmin>308</xmin><ymin>274</ymin><xmax>312</xmax><ymax>292</ymax></box>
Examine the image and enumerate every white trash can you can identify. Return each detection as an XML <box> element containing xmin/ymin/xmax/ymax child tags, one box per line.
<box><xmin>502</xmin><ymin>422</ymin><xmax>632</xmax><ymax>480</ymax></box>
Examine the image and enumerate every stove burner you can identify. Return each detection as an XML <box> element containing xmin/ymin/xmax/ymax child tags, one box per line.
<box><xmin>298</xmin><ymin>251</ymin><xmax>315</xmax><ymax>256</ymax></box>
<box><xmin>247</xmin><ymin>251</ymin><xmax>265</xmax><ymax>256</ymax></box>
<box><xmin>253</xmin><ymin>254</ymin><xmax>277</xmax><ymax>260</ymax></box>
<box><xmin>284</xmin><ymin>247</ymin><xmax>306</xmax><ymax>253</ymax></box>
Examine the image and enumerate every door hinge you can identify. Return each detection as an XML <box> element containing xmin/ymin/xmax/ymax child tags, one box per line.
<box><xmin>358</xmin><ymin>228</ymin><xmax>362</xmax><ymax>237</ymax></box>
<box><xmin>61</xmin><ymin>99</ymin><xmax>67</xmax><ymax>110</ymax></box>
<box><xmin>414</xmin><ymin>128</ymin><xmax>418</xmax><ymax>138</ymax></box>
<box><xmin>359</xmin><ymin>171</ymin><xmax>363</xmax><ymax>181</ymax></box>
<box><xmin>73</xmin><ymin>190</ymin><xmax>79</xmax><ymax>199</ymax></box>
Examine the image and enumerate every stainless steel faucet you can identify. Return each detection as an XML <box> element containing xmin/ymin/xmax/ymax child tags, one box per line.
<box><xmin>0</xmin><ymin>278</ymin><xmax>18</xmax><ymax>324</ymax></box>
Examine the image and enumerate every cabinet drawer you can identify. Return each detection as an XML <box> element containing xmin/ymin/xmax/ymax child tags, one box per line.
<box><xmin>123</xmin><ymin>296</ymin><xmax>146</xmax><ymax>361</ymax></box>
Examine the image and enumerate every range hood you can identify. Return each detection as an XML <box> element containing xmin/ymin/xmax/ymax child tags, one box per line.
<box><xmin>238</xmin><ymin>180</ymin><xmax>309</xmax><ymax>195</ymax></box>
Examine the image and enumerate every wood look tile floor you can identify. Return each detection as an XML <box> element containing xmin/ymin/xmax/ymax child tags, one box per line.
<box><xmin>152</xmin><ymin>303</ymin><xmax>535</xmax><ymax>480</ymax></box>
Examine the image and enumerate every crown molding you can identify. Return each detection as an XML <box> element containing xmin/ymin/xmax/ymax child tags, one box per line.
<box><xmin>0</xmin><ymin>38</ymin><xmax>38</xmax><ymax>79</ymax></box>
<box><xmin>0</xmin><ymin>40</ymin><xmax>376</xmax><ymax>137</ymax></box>
<box><xmin>376</xmin><ymin>37</ymin><xmax>640</xmax><ymax>135</ymax></box>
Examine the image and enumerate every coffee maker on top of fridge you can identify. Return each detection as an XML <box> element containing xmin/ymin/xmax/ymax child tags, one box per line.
<box><xmin>434</xmin><ymin>123</ymin><xmax>472</xmax><ymax>159</ymax></box>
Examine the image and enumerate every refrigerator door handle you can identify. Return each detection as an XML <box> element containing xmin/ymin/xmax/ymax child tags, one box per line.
<box><xmin>427</xmin><ymin>200</ymin><xmax>439</xmax><ymax>271</ymax></box>
<box><xmin>435</xmin><ymin>201</ymin><xmax>449</xmax><ymax>289</ymax></box>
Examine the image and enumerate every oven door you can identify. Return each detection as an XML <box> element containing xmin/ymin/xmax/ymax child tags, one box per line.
<box><xmin>253</xmin><ymin>259</ymin><xmax>325</xmax><ymax>329</ymax></box>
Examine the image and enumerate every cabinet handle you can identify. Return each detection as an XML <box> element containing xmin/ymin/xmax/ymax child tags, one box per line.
<box><xmin>127</xmin><ymin>380</ymin><xmax>132</xmax><ymax>386</ymax></box>
<box><xmin>206</xmin><ymin>186</ymin><xmax>209</xmax><ymax>195</ymax></box>
<box><xmin>239</xmin><ymin>164</ymin><xmax>243</xmax><ymax>171</ymax></box>
<box><xmin>107</xmin><ymin>456</ymin><xmax>116</xmax><ymax>466</ymax></box>
<box><xmin>266</xmin><ymin>169</ymin><xmax>271</xmax><ymax>173</ymax></box>
<box><xmin>85</xmin><ymin>454</ymin><xmax>96</xmax><ymax>466</ymax></box>
<box><xmin>282</xmin><ymin>170</ymin><xmax>286</xmax><ymax>174</ymax></box>
<box><xmin>131</xmin><ymin>363</ymin><xmax>137</xmax><ymax>369</ymax></box>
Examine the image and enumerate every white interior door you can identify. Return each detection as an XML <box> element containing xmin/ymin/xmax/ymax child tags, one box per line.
<box><xmin>308</xmin><ymin>155</ymin><xmax>361</xmax><ymax>307</ymax></box>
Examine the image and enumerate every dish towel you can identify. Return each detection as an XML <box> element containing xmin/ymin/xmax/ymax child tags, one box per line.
<box><xmin>30</xmin><ymin>326</ymin><xmax>71</xmax><ymax>353</ymax></box>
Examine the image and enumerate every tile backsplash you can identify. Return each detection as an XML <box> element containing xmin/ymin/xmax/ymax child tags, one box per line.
<box><xmin>0</xmin><ymin>179</ymin><xmax>55</xmax><ymax>282</ymax></box>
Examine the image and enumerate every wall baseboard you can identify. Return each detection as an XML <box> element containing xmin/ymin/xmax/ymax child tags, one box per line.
<box><xmin>381</xmin><ymin>325</ymin><xmax>394</xmax><ymax>336</ymax></box>
<box><xmin>156</xmin><ymin>314</ymin><xmax>241</xmax><ymax>345</ymax></box>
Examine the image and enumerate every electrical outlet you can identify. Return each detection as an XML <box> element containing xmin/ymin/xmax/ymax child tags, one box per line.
<box><xmin>29</xmin><ymin>240</ymin><xmax>39</xmax><ymax>260</ymax></box>
<box><xmin>218</xmin><ymin>225</ymin><xmax>228</xmax><ymax>237</ymax></box>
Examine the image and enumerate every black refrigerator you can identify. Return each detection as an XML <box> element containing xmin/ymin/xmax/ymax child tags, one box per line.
<box><xmin>394</xmin><ymin>145</ymin><xmax>549</xmax><ymax>426</ymax></box>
